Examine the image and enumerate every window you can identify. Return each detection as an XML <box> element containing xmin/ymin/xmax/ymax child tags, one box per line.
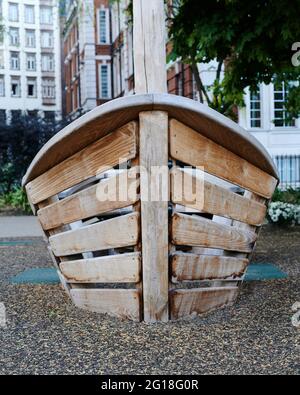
<box><xmin>0</xmin><ymin>50</ymin><xmax>4</xmax><ymax>69</ymax></box>
<box><xmin>27</xmin><ymin>77</ymin><xmax>36</xmax><ymax>97</ymax></box>
<box><xmin>0</xmin><ymin>75</ymin><xmax>4</xmax><ymax>96</ymax></box>
<box><xmin>98</xmin><ymin>9</ymin><xmax>109</xmax><ymax>44</ymax></box>
<box><xmin>42</xmin><ymin>78</ymin><xmax>55</xmax><ymax>98</ymax></box>
<box><xmin>41</xmin><ymin>31</ymin><xmax>54</xmax><ymax>48</ymax></box>
<box><xmin>24</xmin><ymin>5</ymin><xmax>35</xmax><ymax>24</ymax></box>
<box><xmin>9</xmin><ymin>27</ymin><xmax>19</xmax><ymax>46</ymax></box>
<box><xmin>40</xmin><ymin>6</ymin><xmax>53</xmax><ymax>25</ymax></box>
<box><xmin>42</xmin><ymin>54</ymin><xmax>54</xmax><ymax>72</ymax></box>
<box><xmin>10</xmin><ymin>52</ymin><xmax>20</xmax><ymax>70</ymax></box>
<box><xmin>100</xmin><ymin>64</ymin><xmax>111</xmax><ymax>99</ymax></box>
<box><xmin>8</xmin><ymin>3</ymin><xmax>19</xmax><ymax>22</ymax></box>
<box><xmin>249</xmin><ymin>87</ymin><xmax>262</xmax><ymax>128</ymax></box>
<box><xmin>273</xmin><ymin>82</ymin><xmax>295</xmax><ymax>127</ymax></box>
<box><xmin>26</xmin><ymin>53</ymin><xmax>36</xmax><ymax>71</ymax></box>
<box><xmin>0</xmin><ymin>110</ymin><xmax>6</xmax><ymax>124</ymax></box>
<box><xmin>11</xmin><ymin>76</ymin><xmax>20</xmax><ymax>97</ymax></box>
<box><xmin>25</xmin><ymin>30</ymin><xmax>36</xmax><ymax>48</ymax></box>
<box><xmin>44</xmin><ymin>111</ymin><xmax>55</xmax><ymax>122</ymax></box>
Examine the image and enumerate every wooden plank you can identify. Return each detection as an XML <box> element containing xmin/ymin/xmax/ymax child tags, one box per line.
<box><xmin>26</xmin><ymin>121</ymin><xmax>138</xmax><ymax>204</ymax></box>
<box><xmin>140</xmin><ymin>111</ymin><xmax>169</xmax><ymax>323</ymax></box>
<box><xmin>170</xmin><ymin>119</ymin><xmax>277</xmax><ymax>199</ymax></box>
<box><xmin>170</xmin><ymin>287</ymin><xmax>239</xmax><ymax>319</ymax></box>
<box><xmin>172</xmin><ymin>213</ymin><xmax>257</xmax><ymax>253</ymax></box>
<box><xmin>60</xmin><ymin>253</ymin><xmax>141</xmax><ymax>284</ymax></box>
<box><xmin>57</xmin><ymin>270</ymin><xmax>71</xmax><ymax>297</ymax></box>
<box><xmin>133</xmin><ymin>0</ymin><xmax>167</xmax><ymax>94</ymax></box>
<box><xmin>171</xmin><ymin>168</ymin><xmax>267</xmax><ymax>226</ymax></box>
<box><xmin>37</xmin><ymin>168</ymin><xmax>140</xmax><ymax>231</ymax></box>
<box><xmin>49</xmin><ymin>213</ymin><xmax>140</xmax><ymax>257</ymax></box>
<box><xmin>70</xmin><ymin>289</ymin><xmax>141</xmax><ymax>322</ymax></box>
<box><xmin>171</xmin><ymin>253</ymin><xmax>248</xmax><ymax>282</ymax></box>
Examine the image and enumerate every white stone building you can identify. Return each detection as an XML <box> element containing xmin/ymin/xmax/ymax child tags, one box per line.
<box><xmin>0</xmin><ymin>0</ymin><xmax>62</xmax><ymax>123</ymax></box>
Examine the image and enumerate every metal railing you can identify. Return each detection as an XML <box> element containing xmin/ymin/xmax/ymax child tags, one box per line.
<box><xmin>273</xmin><ymin>155</ymin><xmax>300</xmax><ymax>190</ymax></box>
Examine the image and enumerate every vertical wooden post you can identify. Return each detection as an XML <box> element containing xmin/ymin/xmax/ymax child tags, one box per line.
<box><xmin>133</xmin><ymin>0</ymin><xmax>169</xmax><ymax>322</ymax></box>
<box><xmin>133</xmin><ymin>0</ymin><xmax>167</xmax><ymax>94</ymax></box>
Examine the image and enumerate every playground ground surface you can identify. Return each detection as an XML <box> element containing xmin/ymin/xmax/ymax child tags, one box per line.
<box><xmin>0</xmin><ymin>224</ymin><xmax>299</xmax><ymax>375</ymax></box>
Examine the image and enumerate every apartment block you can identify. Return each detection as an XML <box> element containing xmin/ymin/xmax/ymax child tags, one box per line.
<box><xmin>0</xmin><ymin>0</ymin><xmax>62</xmax><ymax>123</ymax></box>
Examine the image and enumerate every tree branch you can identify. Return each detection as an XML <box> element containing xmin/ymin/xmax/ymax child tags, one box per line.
<box><xmin>191</xmin><ymin>61</ymin><xmax>211</xmax><ymax>105</ymax></box>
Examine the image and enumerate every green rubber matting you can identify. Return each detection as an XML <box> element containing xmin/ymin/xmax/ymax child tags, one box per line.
<box><xmin>10</xmin><ymin>264</ymin><xmax>288</xmax><ymax>285</ymax></box>
<box><xmin>0</xmin><ymin>241</ymin><xmax>40</xmax><ymax>247</ymax></box>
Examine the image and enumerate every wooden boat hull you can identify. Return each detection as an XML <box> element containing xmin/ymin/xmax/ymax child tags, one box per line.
<box><xmin>23</xmin><ymin>94</ymin><xmax>279</xmax><ymax>322</ymax></box>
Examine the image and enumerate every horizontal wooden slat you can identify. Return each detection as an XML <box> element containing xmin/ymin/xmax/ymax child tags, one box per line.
<box><xmin>170</xmin><ymin>287</ymin><xmax>239</xmax><ymax>319</ymax></box>
<box><xmin>172</xmin><ymin>213</ymin><xmax>257</xmax><ymax>253</ymax></box>
<box><xmin>60</xmin><ymin>252</ymin><xmax>141</xmax><ymax>283</ymax></box>
<box><xmin>71</xmin><ymin>289</ymin><xmax>141</xmax><ymax>321</ymax></box>
<box><xmin>26</xmin><ymin>121</ymin><xmax>138</xmax><ymax>204</ymax></box>
<box><xmin>37</xmin><ymin>168</ymin><xmax>140</xmax><ymax>230</ymax></box>
<box><xmin>49</xmin><ymin>213</ymin><xmax>140</xmax><ymax>257</ymax></box>
<box><xmin>171</xmin><ymin>253</ymin><xmax>248</xmax><ymax>282</ymax></box>
<box><xmin>170</xmin><ymin>119</ymin><xmax>277</xmax><ymax>199</ymax></box>
<box><xmin>171</xmin><ymin>168</ymin><xmax>267</xmax><ymax>226</ymax></box>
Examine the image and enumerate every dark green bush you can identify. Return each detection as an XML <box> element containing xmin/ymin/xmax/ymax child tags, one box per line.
<box><xmin>272</xmin><ymin>188</ymin><xmax>300</xmax><ymax>205</ymax></box>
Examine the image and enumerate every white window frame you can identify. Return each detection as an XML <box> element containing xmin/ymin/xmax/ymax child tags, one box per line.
<box><xmin>99</xmin><ymin>63</ymin><xmax>111</xmax><ymax>99</ymax></box>
<box><xmin>26</xmin><ymin>53</ymin><xmax>36</xmax><ymax>71</ymax></box>
<box><xmin>25</xmin><ymin>30</ymin><xmax>36</xmax><ymax>48</ymax></box>
<box><xmin>248</xmin><ymin>85</ymin><xmax>262</xmax><ymax>129</ymax></box>
<box><xmin>24</xmin><ymin>4</ymin><xmax>35</xmax><ymax>24</ymax></box>
<box><xmin>40</xmin><ymin>6</ymin><xmax>53</xmax><ymax>25</ymax></box>
<box><xmin>11</xmin><ymin>76</ymin><xmax>20</xmax><ymax>97</ymax></box>
<box><xmin>27</xmin><ymin>77</ymin><xmax>37</xmax><ymax>98</ymax></box>
<box><xmin>272</xmin><ymin>82</ymin><xmax>296</xmax><ymax>128</ymax></box>
<box><xmin>10</xmin><ymin>52</ymin><xmax>20</xmax><ymax>70</ymax></box>
<box><xmin>0</xmin><ymin>50</ymin><xmax>4</xmax><ymax>69</ymax></box>
<box><xmin>42</xmin><ymin>78</ymin><xmax>56</xmax><ymax>99</ymax></box>
<box><xmin>0</xmin><ymin>76</ymin><xmax>5</xmax><ymax>96</ymax></box>
<box><xmin>41</xmin><ymin>31</ymin><xmax>54</xmax><ymax>48</ymax></box>
<box><xmin>8</xmin><ymin>3</ymin><xmax>19</xmax><ymax>22</ymax></box>
<box><xmin>41</xmin><ymin>54</ymin><xmax>55</xmax><ymax>72</ymax></box>
<box><xmin>97</xmin><ymin>8</ymin><xmax>110</xmax><ymax>44</ymax></box>
<box><xmin>9</xmin><ymin>27</ymin><xmax>19</xmax><ymax>46</ymax></box>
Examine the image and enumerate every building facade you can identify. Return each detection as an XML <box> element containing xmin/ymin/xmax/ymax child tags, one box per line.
<box><xmin>0</xmin><ymin>0</ymin><xmax>62</xmax><ymax>123</ymax></box>
<box><xmin>61</xmin><ymin>0</ymin><xmax>300</xmax><ymax>188</ymax></box>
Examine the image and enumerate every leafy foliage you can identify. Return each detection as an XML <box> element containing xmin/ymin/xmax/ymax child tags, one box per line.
<box><xmin>0</xmin><ymin>114</ymin><xmax>67</xmax><ymax>194</ymax></box>
<box><xmin>272</xmin><ymin>188</ymin><xmax>300</xmax><ymax>205</ymax></box>
<box><xmin>0</xmin><ymin>187</ymin><xmax>31</xmax><ymax>214</ymax></box>
<box><xmin>169</xmin><ymin>0</ymin><xmax>300</xmax><ymax>118</ymax></box>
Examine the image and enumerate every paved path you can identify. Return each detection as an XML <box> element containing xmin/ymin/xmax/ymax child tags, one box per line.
<box><xmin>0</xmin><ymin>217</ymin><xmax>43</xmax><ymax>238</ymax></box>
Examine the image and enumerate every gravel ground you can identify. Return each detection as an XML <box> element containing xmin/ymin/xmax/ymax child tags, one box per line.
<box><xmin>0</xmin><ymin>226</ymin><xmax>299</xmax><ymax>375</ymax></box>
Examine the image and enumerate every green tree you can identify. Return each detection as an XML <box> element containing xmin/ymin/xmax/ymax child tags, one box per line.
<box><xmin>169</xmin><ymin>0</ymin><xmax>300</xmax><ymax>120</ymax></box>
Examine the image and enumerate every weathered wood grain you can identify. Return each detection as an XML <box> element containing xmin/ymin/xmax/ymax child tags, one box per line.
<box><xmin>170</xmin><ymin>119</ymin><xmax>277</xmax><ymax>199</ymax></box>
<box><xmin>170</xmin><ymin>287</ymin><xmax>239</xmax><ymax>319</ymax></box>
<box><xmin>49</xmin><ymin>213</ymin><xmax>140</xmax><ymax>257</ymax></box>
<box><xmin>171</xmin><ymin>253</ymin><xmax>248</xmax><ymax>282</ymax></box>
<box><xmin>172</xmin><ymin>213</ymin><xmax>257</xmax><ymax>253</ymax></box>
<box><xmin>133</xmin><ymin>0</ymin><xmax>167</xmax><ymax>94</ymax></box>
<box><xmin>26</xmin><ymin>121</ymin><xmax>138</xmax><ymax>204</ymax></box>
<box><xmin>171</xmin><ymin>168</ymin><xmax>267</xmax><ymax>226</ymax></box>
<box><xmin>37</xmin><ymin>168</ymin><xmax>140</xmax><ymax>230</ymax></box>
<box><xmin>71</xmin><ymin>289</ymin><xmax>141</xmax><ymax>321</ymax></box>
<box><xmin>140</xmin><ymin>111</ymin><xmax>169</xmax><ymax>322</ymax></box>
<box><xmin>60</xmin><ymin>253</ymin><xmax>141</xmax><ymax>284</ymax></box>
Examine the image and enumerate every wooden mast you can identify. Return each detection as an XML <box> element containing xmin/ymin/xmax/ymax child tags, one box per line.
<box><xmin>133</xmin><ymin>0</ymin><xmax>169</xmax><ymax>322</ymax></box>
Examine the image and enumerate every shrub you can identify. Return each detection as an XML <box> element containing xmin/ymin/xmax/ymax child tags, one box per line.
<box><xmin>0</xmin><ymin>187</ymin><xmax>31</xmax><ymax>214</ymax></box>
<box><xmin>268</xmin><ymin>201</ymin><xmax>300</xmax><ymax>225</ymax></box>
<box><xmin>272</xmin><ymin>188</ymin><xmax>300</xmax><ymax>205</ymax></box>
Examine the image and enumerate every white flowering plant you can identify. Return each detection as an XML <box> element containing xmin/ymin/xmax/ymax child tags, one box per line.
<box><xmin>268</xmin><ymin>201</ymin><xmax>300</xmax><ymax>225</ymax></box>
